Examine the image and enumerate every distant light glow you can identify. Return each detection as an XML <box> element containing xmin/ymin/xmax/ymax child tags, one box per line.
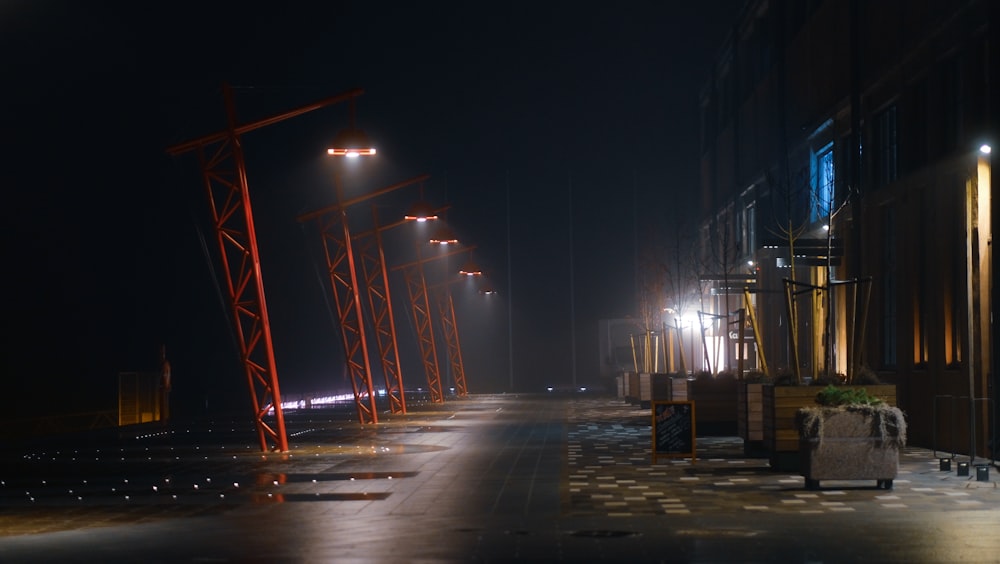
<box><xmin>404</xmin><ymin>201</ymin><xmax>439</xmax><ymax>222</ymax></box>
<box><xmin>269</xmin><ymin>393</ymin><xmax>356</xmax><ymax>413</ymax></box>
<box><xmin>459</xmin><ymin>260</ymin><xmax>483</xmax><ymax>276</ymax></box>
<box><xmin>822</xmin><ymin>224</ymin><xmax>830</xmax><ymax>231</ymax></box>
<box><xmin>429</xmin><ymin>226</ymin><xmax>459</xmax><ymax>245</ymax></box>
<box><xmin>980</xmin><ymin>144</ymin><xmax>992</xmax><ymax>155</ymax></box>
<box><xmin>404</xmin><ymin>214</ymin><xmax>438</xmax><ymax>222</ymax></box>
<box><xmin>327</xmin><ymin>148</ymin><xmax>376</xmax><ymax>157</ymax></box>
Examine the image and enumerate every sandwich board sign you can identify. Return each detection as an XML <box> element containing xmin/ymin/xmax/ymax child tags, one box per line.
<box><xmin>652</xmin><ymin>401</ymin><xmax>695</xmax><ymax>463</ymax></box>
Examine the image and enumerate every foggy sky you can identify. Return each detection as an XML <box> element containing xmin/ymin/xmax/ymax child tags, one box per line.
<box><xmin>1</xmin><ymin>1</ymin><xmax>743</xmax><ymax>417</ymax></box>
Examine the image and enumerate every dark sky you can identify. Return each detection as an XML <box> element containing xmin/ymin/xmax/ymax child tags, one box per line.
<box><xmin>1</xmin><ymin>1</ymin><xmax>743</xmax><ymax>418</ymax></box>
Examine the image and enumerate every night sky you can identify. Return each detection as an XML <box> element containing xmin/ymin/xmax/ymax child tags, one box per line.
<box><xmin>1</xmin><ymin>1</ymin><xmax>742</xmax><ymax>418</ymax></box>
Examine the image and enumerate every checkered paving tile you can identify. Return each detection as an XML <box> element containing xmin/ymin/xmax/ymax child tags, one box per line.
<box><xmin>562</xmin><ymin>398</ymin><xmax>1000</xmax><ymax>517</ymax></box>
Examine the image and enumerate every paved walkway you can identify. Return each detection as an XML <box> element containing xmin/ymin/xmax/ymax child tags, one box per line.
<box><xmin>2</xmin><ymin>394</ymin><xmax>1000</xmax><ymax>562</ymax></box>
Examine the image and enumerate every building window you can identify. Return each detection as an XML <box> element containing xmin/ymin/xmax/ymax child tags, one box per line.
<box><xmin>812</xmin><ymin>143</ymin><xmax>834</xmax><ymax>222</ymax></box>
<box><xmin>874</xmin><ymin>106</ymin><xmax>898</xmax><ymax>189</ymax></box>
<box><xmin>882</xmin><ymin>208</ymin><xmax>897</xmax><ymax>368</ymax></box>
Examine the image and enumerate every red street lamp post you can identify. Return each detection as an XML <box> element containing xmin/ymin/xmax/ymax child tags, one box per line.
<box><xmin>166</xmin><ymin>84</ymin><xmax>365</xmax><ymax>453</ymax></box>
<box><xmin>297</xmin><ymin>175</ymin><xmax>430</xmax><ymax>424</ymax></box>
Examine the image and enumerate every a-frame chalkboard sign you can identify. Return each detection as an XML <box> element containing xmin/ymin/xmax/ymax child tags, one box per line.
<box><xmin>651</xmin><ymin>401</ymin><xmax>696</xmax><ymax>463</ymax></box>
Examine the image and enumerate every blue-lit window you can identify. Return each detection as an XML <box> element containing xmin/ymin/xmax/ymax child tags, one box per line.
<box><xmin>811</xmin><ymin>143</ymin><xmax>834</xmax><ymax>222</ymax></box>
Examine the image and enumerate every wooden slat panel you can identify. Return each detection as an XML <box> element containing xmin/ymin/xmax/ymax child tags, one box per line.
<box><xmin>763</xmin><ymin>385</ymin><xmax>896</xmax><ymax>453</ymax></box>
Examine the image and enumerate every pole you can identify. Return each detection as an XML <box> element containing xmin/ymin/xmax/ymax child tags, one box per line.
<box><xmin>507</xmin><ymin>171</ymin><xmax>514</xmax><ymax>391</ymax></box>
<box><xmin>988</xmin><ymin>0</ymin><xmax>999</xmax><ymax>461</ymax></box>
<box><xmin>569</xmin><ymin>173</ymin><xmax>577</xmax><ymax>389</ymax></box>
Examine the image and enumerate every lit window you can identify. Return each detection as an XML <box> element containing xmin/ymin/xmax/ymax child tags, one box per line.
<box><xmin>812</xmin><ymin>143</ymin><xmax>834</xmax><ymax>222</ymax></box>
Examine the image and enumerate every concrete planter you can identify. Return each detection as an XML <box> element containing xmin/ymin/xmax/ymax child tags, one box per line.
<box><xmin>762</xmin><ymin>384</ymin><xmax>897</xmax><ymax>470</ymax></box>
<box><xmin>796</xmin><ymin>405</ymin><xmax>907</xmax><ymax>489</ymax></box>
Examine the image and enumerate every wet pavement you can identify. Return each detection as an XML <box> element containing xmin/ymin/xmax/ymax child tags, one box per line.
<box><xmin>2</xmin><ymin>393</ymin><xmax>1000</xmax><ymax>562</ymax></box>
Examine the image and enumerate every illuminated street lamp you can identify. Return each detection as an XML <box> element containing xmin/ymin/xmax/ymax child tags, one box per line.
<box><xmin>459</xmin><ymin>257</ymin><xmax>483</xmax><ymax>276</ymax></box>
<box><xmin>166</xmin><ymin>84</ymin><xmax>366</xmax><ymax>453</ymax></box>
<box><xmin>392</xmin><ymin>245</ymin><xmax>477</xmax><ymax>400</ymax></box>
<box><xmin>404</xmin><ymin>200</ymin><xmax>439</xmax><ymax>222</ymax></box>
<box><xmin>352</xmin><ymin>188</ymin><xmax>444</xmax><ymax>416</ymax></box>
<box><xmin>294</xmin><ymin>117</ymin><xmax>383</xmax><ymax>425</ymax></box>
<box><xmin>327</xmin><ymin>98</ymin><xmax>376</xmax><ymax>157</ymax></box>
<box><xmin>429</xmin><ymin>225</ymin><xmax>459</xmax><ymax>245</ymax></box>
<box><xmin>298</xmin><ymin>175</ymin><xmax>447</xmax><ymax>426</ymax></box>
<box><xmin>327</xmin><ymin>128</ymin><xmax>376</xmax><ymax>157</ymax></box>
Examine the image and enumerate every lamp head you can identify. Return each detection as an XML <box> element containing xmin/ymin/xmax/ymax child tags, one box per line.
<box><xmin>429</xmin><ymin>226</ymin><xmax>459</xmax><ymax>245</ymax></box>
<box><xmin>327</xmin><ymin>127</ymin><xmax>376</xmax><ymax>158</ymax></box>
<box><xmin>404</xmin><ymin>200</ymin><xmax>439</xmax><ymax>222</ymax></box>
<box><xmin>459</xmin><ymin>259</ymin><xmax>482</xmax><ymax>276</ymax></box>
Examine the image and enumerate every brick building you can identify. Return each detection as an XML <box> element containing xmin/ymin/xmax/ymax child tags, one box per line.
<box><xmin>694</xmin><ymin>0</ymin><xmax>997</xmax><ymax>455</ymax></box>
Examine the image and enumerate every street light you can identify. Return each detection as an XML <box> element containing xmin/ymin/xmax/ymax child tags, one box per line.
<box><xmin>392</xmin><ymin>245</ymin><xmax>478</xmax><ymax>400</ymax></box>
<box><xmin>353</xmin><ymin>189</ymin><xmax>444</xmax><ymax>416</ymax></box>
<box><xmin>327</xmin><ymin>98</ymin><xmax>376</xmax><ymax>157</ymax></box>
<box><xmin>404</xmin><ymin>199</ymin><xmax>439</xmax><ymax>222</ymax></box>
<box><xmin>297</xmin><ymin>175</ymin><xmax>449</xmax><ymax>426</ymax></box>
<box><xmin>459</xmin><ymin>257</ymin><xmax>483</xmax><ymax>276</ymax></box>
<box><xmin>166</xmin><ymin>84</ymin><xmax>366</xmax><ymax>453</ymax></box>
<box><xmin>294</xmin><ymin>113</ymin><xmax>382</xmax><ymax>424</ymax></box>
<box><xmin>429</xmin><ymin>225</ymin><xmax>459</xmax><ymax>245</ymax></box>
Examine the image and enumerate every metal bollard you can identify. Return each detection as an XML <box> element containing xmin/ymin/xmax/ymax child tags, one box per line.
<box><xmin>976</xmin><ymin>464</ymin><xmax>990</xmax><ymax>482</ymax></box>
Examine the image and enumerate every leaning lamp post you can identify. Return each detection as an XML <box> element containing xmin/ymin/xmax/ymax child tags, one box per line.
<box><xmin>296</xmin><ymin>176</ymin><xmax>441</xmax><ymax>424</ymax></box>
<box><xmin>166</xmin><ymin>84</ymin><xmax>365</xmax><ymax>453</ymax></box>
<box><xmin>391</xmin><ymin>244</ymin><xmax>477</xmax><ymax>401</ymax></box>
<box><xmin>299</xmin><ymin>114</ymin><xmax>381</xmax><ymax>425</ymax></box>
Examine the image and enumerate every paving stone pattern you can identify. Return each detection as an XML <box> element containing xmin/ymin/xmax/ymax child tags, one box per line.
<box><xmin>2</xmin><ymin>394</ymin><xmax>1000</xmax><ymax>563</ymax></box>
<box><xmin>564</xmin><ymin>399</ymin><xmax>1000</xmax><ymax>517</ymax></box>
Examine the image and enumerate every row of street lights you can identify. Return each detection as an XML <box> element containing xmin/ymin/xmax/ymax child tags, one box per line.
<box><xmin>168</xmin><ymin>85</ymin><xmax>487</xmax><ymax>451</ymax></box>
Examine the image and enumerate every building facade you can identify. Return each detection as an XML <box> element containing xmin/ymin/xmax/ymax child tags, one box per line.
<box><xmin>695</xmin><ymin>0</ymin><xmax>996</xmax><ymax>456</ymax></box>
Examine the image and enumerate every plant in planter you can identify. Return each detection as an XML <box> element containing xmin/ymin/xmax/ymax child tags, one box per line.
<box><xmin>762</xmin><ymin>370</ymin><xmax>897</xmax><ymax>471</ymax></box>
<box><xmin>796</xmin><ymin>386</ymin><xmax>907</xmax><ymax>490</ymax></box>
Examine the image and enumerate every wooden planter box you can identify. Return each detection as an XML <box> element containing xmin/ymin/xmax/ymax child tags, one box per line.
<box><xmin>763</xmin><ymin>384</ymin><xmax>897</xmax><ymax>471</ymax></box>
<box><xmin>797</xmin><ymin>405</ymin><xmax>906</xmax><ymax>489</ymax></box>
<box><xmin>626</xmin><ymin>372</ymin><xmax>640</xmax><ymax>404</ymax></box>
<box><xmin>671</xmin><ymin>375</ymin><xmax>738</xmax><ymax>436</ymax></box>
<box><xmin>737</xmin><ymin>382</ymin><xmax>765</xmax><ymax>455</ymax></box>
<box><xmin>637</xmin><ymin>373</ymin><xmax>679</xmax><ymax>408</ymax></box>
